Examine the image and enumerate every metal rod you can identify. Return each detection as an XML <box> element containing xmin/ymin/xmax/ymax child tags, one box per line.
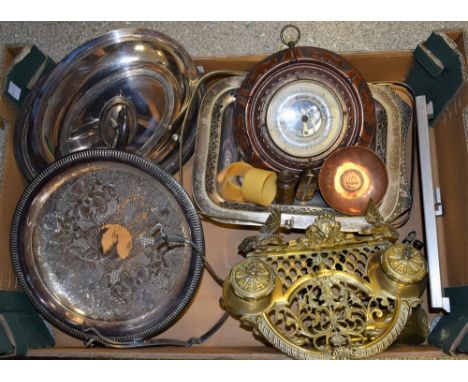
<box><xmin>415</xmin><ymin>95</ymin><xmax>450</xmax><ymax>312</ymax></box>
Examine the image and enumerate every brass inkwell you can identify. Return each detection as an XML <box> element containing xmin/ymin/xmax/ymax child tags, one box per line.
<box><xmin>221</xmin><ymin>201</ymin><xmax>427</xmax><ymax>359</ymax></box>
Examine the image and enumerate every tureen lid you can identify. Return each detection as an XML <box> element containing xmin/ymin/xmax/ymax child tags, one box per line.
<box><xmin>16</xmin><ymin>28</ymin><xmax>199</xmax><ymax>180</ymax></box>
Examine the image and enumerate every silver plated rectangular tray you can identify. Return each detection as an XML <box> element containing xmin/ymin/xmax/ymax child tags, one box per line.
<box><xmin>192</xmin><ymin>76</ymin><xmax>412</xmax><ymax>231</ymax></box>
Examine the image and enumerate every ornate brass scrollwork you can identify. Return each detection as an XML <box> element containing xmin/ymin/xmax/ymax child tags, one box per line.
<box><xmin>222</xmin><ymin>202</ymin><xmax>427</xmax><ymax>359</ymax></box>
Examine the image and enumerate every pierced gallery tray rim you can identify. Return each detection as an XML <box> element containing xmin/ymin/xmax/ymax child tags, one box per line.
<box><xmin>192</xmin><ymin>76</ymin><xmax>413</xmax><ymax>231</ymax></box>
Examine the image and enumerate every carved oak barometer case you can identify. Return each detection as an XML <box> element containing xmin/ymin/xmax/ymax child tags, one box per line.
<box><xmin>233</xmin><ymin>25</ymin><xmax>376</xmax><ymax>174</ymax></box>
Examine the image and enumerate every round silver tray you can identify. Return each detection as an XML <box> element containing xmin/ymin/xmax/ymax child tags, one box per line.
<box><xmin>11</xmin><ymin>149</ymin><xmax>204</xmax><ymax>343</ymax></box>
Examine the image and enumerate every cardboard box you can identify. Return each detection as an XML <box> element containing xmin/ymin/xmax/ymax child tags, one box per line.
<box><xmin>0</xmin><ymin>32</ymin><xmax>467</xmax><ymax>359</ymax></box>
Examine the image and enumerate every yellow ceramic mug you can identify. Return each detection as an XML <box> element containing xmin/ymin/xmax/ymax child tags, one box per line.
<box><xmin>216</xmin><ymin>162</ymin><xmax>253</xmax><ymax>202</ymax></box>
<box><xmin>242</xmin><ymin>168</ymin><xmax>277</xmax><ymax>206</ymax></box>
<box><xmin>217</xmin><ymin>162</ymin><xmax>277</xmax><ymax>206</ymax></box>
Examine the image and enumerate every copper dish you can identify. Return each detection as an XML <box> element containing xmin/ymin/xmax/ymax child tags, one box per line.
<box><xmin>319</xmin><ymin>146</ymin><xmax>389</xmax><ymax>215</ymax></box>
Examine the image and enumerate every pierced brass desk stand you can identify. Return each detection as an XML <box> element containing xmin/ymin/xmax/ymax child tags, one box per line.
<box><xmin>222</xmin><ymin>201</ymin><xmax>427</xmax><ymax>359</ymax></box>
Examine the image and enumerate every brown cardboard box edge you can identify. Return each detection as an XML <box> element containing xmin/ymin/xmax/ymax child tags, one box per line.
<box><xmin>0</xmin><ymin>32</ymin><xmax>467</xmax><ymax>358</ymax></box>
<box><xmin>0</xmin><ymin>46</ymin><xmax>27</xmax><ymax>291</ymax></box>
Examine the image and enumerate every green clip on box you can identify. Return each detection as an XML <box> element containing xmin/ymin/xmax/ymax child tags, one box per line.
<box><xmin>0</xmin><ymin>291</ymin><xmax>55</xmax><ymax>358</ymax></box>
<box><xmin>3</xmin><ymin>45</ymin><xmax>55</xmax><ymax>107</ymax></box>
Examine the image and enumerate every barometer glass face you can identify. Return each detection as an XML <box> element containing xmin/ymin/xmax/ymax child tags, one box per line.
<box><xmin>266</xmin><ymin>80</ymin><xmax>344</xmax><ymax>158</ymax></box>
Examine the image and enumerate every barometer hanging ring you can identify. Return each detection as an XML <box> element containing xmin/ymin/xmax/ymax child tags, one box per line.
<box><xmin>280</xmin><ymin>24</ymin><xmax>301</xmax><ymax>48</ymax></box>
